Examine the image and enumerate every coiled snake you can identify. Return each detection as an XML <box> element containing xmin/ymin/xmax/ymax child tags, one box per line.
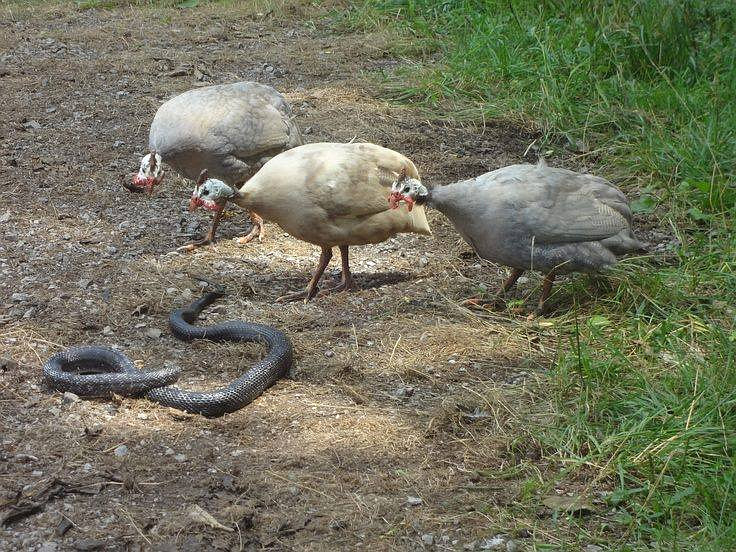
<box><xmin>43</xmin><ymin>292</ymin><xmax>293</xmax><ymax>417</ymax></box>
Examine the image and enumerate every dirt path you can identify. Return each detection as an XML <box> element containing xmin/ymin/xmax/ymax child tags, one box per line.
<box><xmin>1</xmin><ymin>3</ymin><xmax>564</xmax><ymax>551</ymax></box>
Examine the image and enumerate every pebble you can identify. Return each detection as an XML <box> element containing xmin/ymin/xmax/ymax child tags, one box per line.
<box><xmin>11</xmin><ymin>292</ymin><xmax>29</xmax><ymax>302</ymax></box>
<box><xmin>324</xmin><ymin>350</ymin><xmax>334</xmax><ymax>358</ymax></box>
<box><xmin>406</xmin><ymin>496</ymin><xmax>422</xmax><ymax>506</ymax></box>
<box><xmin>479</xmin><ymin>536</ymin><xmax>505</xmax><ymax>550</ymax></box>
<box><xmin>62</xmin><ymin>391</ymin><xmax>80</xmax><ymax>403</ymax></box>
<box><xmin>164</xmin><ymin>448</ymin><xmax>174</xmax><ymax>455</ymax></box>
<box><xmin>38</xmin><ymin>542</ymin><xmax>58</xmax><ymax>552</ymax></box>
<box><xmin>114</xmin><ymin>445</ymin><xmax>128</xmax><ymax>457</ymax></box>
<box><xmin>421</xmin><ymin>534</ymin><xmax>434</xmax><ymax>545</ymax></box>
<box><xmin>145</xmin><ymin>328</ymin><xmax>162</xmax><ymax>339</ymax></box>
<box><xmin>174</xmin><ymin>454</ymin><xmax>186</xmax><ymax>462</ymax></box>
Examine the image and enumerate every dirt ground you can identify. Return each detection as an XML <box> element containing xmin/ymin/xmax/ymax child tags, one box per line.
<box><xmin>0</xmin><ymin>3</ymin><xmax>603</xmax><ymax>551</ymax></box>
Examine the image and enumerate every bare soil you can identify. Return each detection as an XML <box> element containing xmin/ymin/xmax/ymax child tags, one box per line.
<box><xmin>0</xmin><ymin>3</ymin><xmax>597</xmax><ymax>551</ymax></box>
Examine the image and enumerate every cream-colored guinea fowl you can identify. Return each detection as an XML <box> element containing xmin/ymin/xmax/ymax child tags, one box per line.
<box><xmin>189</xmin><ymin>142</ymin><xmax>432</xmax><ymax>302</ymax></box>
<box><xmin>389</xmin><ymin>159</ymin><xmax>645</xmax><ymax>313</ymax></box>
<box><xmin>125</xmin><ymin>81</ymin><xmax>303</xmax><ymax>249</ymax></box>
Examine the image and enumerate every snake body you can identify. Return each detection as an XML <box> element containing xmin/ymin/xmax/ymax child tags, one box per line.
<box><xmin>43</xmin><ymin>292</ymin><xmax>293</xmax><ymax>417</ymax></box>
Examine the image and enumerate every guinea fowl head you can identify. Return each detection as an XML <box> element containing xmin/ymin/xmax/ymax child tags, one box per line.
<box><xmin>388</xmin><ymin>167</ymin><xmax>428</xmax><ymax>211</ymax></box>
<box><xmin>129</xmin><ymin>151</ymin><xmax>165</xmax><ymax>195</ymax></box>
<box><xmin>188</xmin><ymin>170</ymin><xmax>234</xmax><ymax>213</ymax></box>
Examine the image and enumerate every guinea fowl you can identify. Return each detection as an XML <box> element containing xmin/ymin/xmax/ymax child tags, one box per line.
<box><xmin>189</xmin><ymin>142</ymin><xmax>432</xmax><ymax>302</ymax></box>
<box><xmin>389</xmin><ymin>159</ymin><xmax>645</xmax><ymax>313</ymax></box>
<box><xmin>125</xmin><ymin>81</ymin><xmax>303</xmax><ymax>248</ymax></box>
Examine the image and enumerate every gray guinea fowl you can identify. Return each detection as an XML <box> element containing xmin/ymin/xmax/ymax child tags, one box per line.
<box><xmin>126</xmin><ymin>81</ymin><xmax>303</xmax><ymax>249</ymax></box>
<box><xmin>389</xmin><ymin>159</ymin><xmax>645</xmax><ymax>313</ymax></box>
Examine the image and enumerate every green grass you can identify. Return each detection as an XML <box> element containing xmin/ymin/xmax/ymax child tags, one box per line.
<box><xmin>344</xmin><ymin>1</ymin><xmax>736</xmax><ymax>549</ymax></box>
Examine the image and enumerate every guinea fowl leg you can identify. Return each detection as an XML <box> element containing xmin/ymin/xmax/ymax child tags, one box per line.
<box><xmin>276</xmin><ymin>246</ymin><xmax>333</xmax><ymax>303</ymax></box>
<box><xmin>318</xmin><ymin>246</ymin><xmax>356</xmax><ymax>295</ymax></box>
<box><xmin>178</xmin><ymin>206</ymin><xmax>224</xmax><ymax>252</ymax></box>
<box><xmin>235</xmin><ymin>211</ymin><xmax>265</xmax><ymax>245</ymax></box>
<box><xmin>462</xmin><ymin>268</ymin><xmax>524</xmax><ymax>309</ymax></box>
<box><xmin>535</xmin><ymin>272</ymin><xmax>557</xmax><ymax>315</ymax></box>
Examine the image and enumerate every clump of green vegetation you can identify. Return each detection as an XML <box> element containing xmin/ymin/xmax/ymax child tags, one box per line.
<box><xmin>345</xmin><ymin>0</ymin><xmax>736</xmax><ymax>548</ymax></box>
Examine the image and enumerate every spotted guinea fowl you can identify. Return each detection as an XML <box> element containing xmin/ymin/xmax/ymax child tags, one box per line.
<box><xmin>189</xmin><ymin>142</ymin><xmax>432</xmax><ymax>302</ymax></box>
<box><xmin>389</xmin><ymin>159</ymin><xmax>645</xmax><ymax>313</ymax></box>
<box><xmin>125</xmin><ymin>81</ymin><xmax>303</xmax><ymax>248</ymax></box>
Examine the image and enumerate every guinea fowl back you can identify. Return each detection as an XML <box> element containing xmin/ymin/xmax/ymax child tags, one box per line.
<box><xmin>148</xmin><ymin>82</ymin><xmax>302</xmax><ymax>182</ymax></box>
<box><xmin>232</xmin><ymin>142</ymin><xmax>431</xmax><ymax>246</ymax></box>
<box><xmin>429</xmin><ymin>162</ymin><xmax>643</xmax><ymax>273</ymax></box>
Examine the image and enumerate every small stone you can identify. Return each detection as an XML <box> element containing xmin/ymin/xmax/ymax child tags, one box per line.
<box><xmin>419</xmin><ymin>256</ymin><xmax>428</xmax><ymax>267</ymax></box>
<box><xmin>174</xmin><ymin>454</ymin><xmax>186</xmax><ymax>462</ymax></box>
<box><xmin>46</xmin><ymin>106</ymin><xmax>57</xmax><ymax>113</ymax></box>
<box><xmin>38</xmin><ymin>542</ymin><xmax>58</xmax><ymax>552</ymax></box>
<box><xmin>62</xmin><ymin>391</ymin><xmax>80</xmax><ymax>403</ymax></box>
<box><xmin>479</xmin><ymin>537</ymin><xmax>505</xmax><ymax>550</ymax></box>
<box><xmin>32</xmin><ymin>470</ymin><xmax>43</xmax><ymax>476</ymax></box>
<box><xmin>137</xmin><ymin>413</ymin><xmax>148</xmax><ymax>420</ymax></box>
<box><xmin>113</xmin><ymin>140</ymin><xmax>124</xmax><ymax>147</ymax></box>
<box><xmin>102</xmin><ymin>326</ymin><xmax>113</xmax><ymax>336</ymax></box>
<box><xmin>164</xmin><ymin>448</ymin><xmax>174</xmax><ymax>456</ymax></box>
<box><xmin>421</xmin><ymin>534</ymin><xmax>434</xmax><ymax>545</ymax></box>
<box><xmin>145</xmin><ymin>328</ymin><xmax>162</xmax><ymax>339</ymax></box>
<box><xmin>82</xmin><ymin>463</ymin><xmax>92</xmax><ymax>471</ymax></box>
<box><xmin>113</xmin><ymin>445</ymin><xmax>128</xmax><ymax>457</ymax></box>
<box><xmin>406</xmin><ymin>496</ymin><xmax>422</xmax><ymax>506</ymax></box>
<box><xmin>78</xmin><ymin>278</ymin><xmax>92</xmax><ymax>289</ymax></box>
<box><xmin>23</xmin><ymin>120</ymin><xmax>42</xmax><ymax>130</ymax></box>
<box><xmin>11</xmin><ymin>293</ymin><xmax>29</xmax><ymax>302</ymax></box>
<box><xmin>324</xmin><ymin>350</ymin><xmax>334</xmax><ymax>358</ymax></box>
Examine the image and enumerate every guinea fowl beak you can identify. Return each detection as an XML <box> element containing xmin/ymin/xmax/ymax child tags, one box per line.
<box><xmin>121</xmin><ymin>173</ymin><xmax>142</xmax><ymax>193</ymax></box>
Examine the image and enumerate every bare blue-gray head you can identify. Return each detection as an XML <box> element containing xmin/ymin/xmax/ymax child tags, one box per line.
<box><xmin>388</xmin><ymin>168</ymin><xmax>429</xmax><ymax>211</ymax></box>
<box><xmin>189</xmin><ymin>178</ymin><xmax>235</xmax><ymax>213</ymax></box>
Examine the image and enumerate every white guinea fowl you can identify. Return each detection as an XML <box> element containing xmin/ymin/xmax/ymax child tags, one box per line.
<box><xmin>189</xmin><ymin>142</ymin><xmax>432</xmax><ymax>302</ymax></box>
<box><xmin>389</xmin><ymin>159</ymin><xmax>645</xmax><ymax>313</ymax></box>
<box><xmin>126</xmin><ymin>81</ymin><xmax>303</xmax><ymax>248</ymax></box>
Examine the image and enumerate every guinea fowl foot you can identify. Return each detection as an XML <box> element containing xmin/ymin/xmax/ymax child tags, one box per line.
<box><xmin>235</xmin><ymin>224</ymin><xmax>263</xmax><ymax>245</ymax></box>
<box><xmin>235</xmin><ymin>212</ymin><xmax>265</xmax><ymax>245</ymax></box>
<box><xmin>461</xmin><ymin>294</ymin><xmax>506</xmax><ymax>310</ymax></box>
<box><xmin>316</xmin><ymin>276</ymin><xmax>357</xmax><ymax>298</ymax></box>
<box><xmin>275</xmin><ymin>288</ymin><xmax>317</xmax><ymax>304</ymax></box>
<box><xmin>177</xmin><ymin>238</ymin><xmax>214</xmax><ymax>252</ymax></box>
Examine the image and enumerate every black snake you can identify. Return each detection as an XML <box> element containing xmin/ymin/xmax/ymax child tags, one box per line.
<box><xmin>42</xmin><ymin>292</ymin><xmax>293</xmax><ymax>417</ymax></box>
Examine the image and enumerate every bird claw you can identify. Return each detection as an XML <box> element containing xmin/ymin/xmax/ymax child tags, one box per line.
<box><xmin>235</xmin><ymin>221</ymin><xmax>265</xmax><ymax>245</ymax></box>
<box><xmin>177</xmin><ymin>238</ymin><xmax>213</xmax><ymax>252</ymax></box>
<box><xmin>461</xmin><ymin>294</ymin><xmax>505</xmax><ymax>310</ymax></box>
<box><xmin>275</xmin><ymin>290</ymin><xmax>311</xmax><ymax>303</ymax></box>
